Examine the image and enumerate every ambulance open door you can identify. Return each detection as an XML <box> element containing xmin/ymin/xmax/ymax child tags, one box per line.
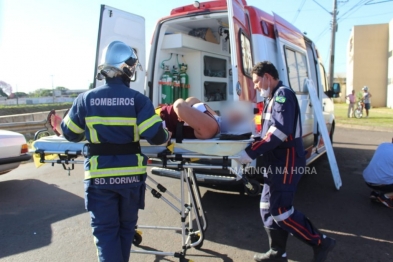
<box><xmin>227</xmin><ymin>0</ymin><xmax>256</xmax><ymax>102</ymax></box>
<box><xmin>93</xmin><ymin>5</ymin><xmax>146</xmax><ymax>95</ymax></box>
<box><xmin>272</xmin><ymin>13</ymin><xmax>315</xmax><ymax>152</ymax></box>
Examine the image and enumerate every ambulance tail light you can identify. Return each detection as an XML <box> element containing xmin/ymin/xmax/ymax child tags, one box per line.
<box><xmin>254</xmin><ymin>101</ymin><xmax>264</xmax><ymax>134</ymax></box>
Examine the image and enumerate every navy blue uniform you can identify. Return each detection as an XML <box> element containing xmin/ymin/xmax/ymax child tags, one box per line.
<box><xmin>61</xmin><ymin>76</ymin><xmax>169</xmax><ymax>261</ymax></box>
<box><xmin>245</xmin><ymin>81</ymin><xmax>322</xmax><ymax>246</ymax></box>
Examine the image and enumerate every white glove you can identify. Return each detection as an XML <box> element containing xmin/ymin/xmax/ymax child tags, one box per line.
<box><xmin>235</xmin><ymin>150</ymin><xmax>253</xmax><ymax>165</ymax></box>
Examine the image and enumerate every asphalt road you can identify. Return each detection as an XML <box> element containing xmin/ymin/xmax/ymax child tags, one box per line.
<box><xmin>0</xmin><ymin>127</ymin><xmax>392</xmax><ymax>262</ymax></box>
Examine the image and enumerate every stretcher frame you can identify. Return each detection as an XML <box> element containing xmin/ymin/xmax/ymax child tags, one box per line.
<box><xmin>33</xmin><ymin>137</ymin><xmax>257</xmax><ymax>262</ymax></box>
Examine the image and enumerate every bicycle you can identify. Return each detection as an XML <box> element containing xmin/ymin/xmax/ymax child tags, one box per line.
<box><xmin>354</xmin><ymin>101</ymin><xmax>364</xmax><ymax>119</ymax></box>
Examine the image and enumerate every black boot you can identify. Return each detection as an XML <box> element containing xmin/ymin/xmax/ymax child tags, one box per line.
<box><xmin>312</xmin><ymin>235</ymin><xmax>336</xmax><ymax>262</ymax></box>
<box><xmin>254</xmin><ymin>228</ymin><xmax>289</xmax><ymax>262</ymax></box>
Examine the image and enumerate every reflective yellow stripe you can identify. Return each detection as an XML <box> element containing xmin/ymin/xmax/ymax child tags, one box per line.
<box><xmin>137</xmin><ymin>154</ymin><xmax>143</xmax><ymax>167</ymax></box>
<box><xmin>85</xmin><ymin>117</ymin><xmax>138</xmax><ymax>143</ymax></box>
<box><xmin>63</xmin><ymin>115</ymin><xmax>84</xmax><ymax>134</ymax></box>
<box><xmin>138</xmin><ymin>114</ymin><xmax>162</xmax><ymax>135</ymax></box>
<box><xmin>85</xmin><ymin>166</ymin><xmax>146</xmax><ymax>179</ymax></box>
<box><xmin>86</xmin><ymin>117</ymin><xmax>137</xmax><ymax>125</ymax></box>
<box><xmin>90</xmin><ymin>156</ymin><xmax>98</xmax><ymax>170</ymax></box>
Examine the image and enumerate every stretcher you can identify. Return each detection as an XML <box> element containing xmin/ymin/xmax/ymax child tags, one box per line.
<box><xmin>32</xmin><ymin>135</ymin><xmax>257</xmax><ymax>262</ymax></box>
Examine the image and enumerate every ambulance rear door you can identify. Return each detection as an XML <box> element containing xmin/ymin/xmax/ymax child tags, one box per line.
<box><xmin>227</xmin><ymin>0</ymin><xmax>256</xmax><ymax>102</ymax></box>
<box><xmin>93</xmin><ymin>5</ymin><xmax>146</xmax><ymax>95</ymax></box>
<box><xmin>272</xmin><ymin>13</ymin><xmax>314</xmax><ymax>151</ymax></box>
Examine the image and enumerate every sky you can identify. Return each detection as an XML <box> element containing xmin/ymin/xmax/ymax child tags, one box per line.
<box><xmin>0</xmin><ymin>0</ymin><xmax>392</xmax><ymax>94</ymax></box>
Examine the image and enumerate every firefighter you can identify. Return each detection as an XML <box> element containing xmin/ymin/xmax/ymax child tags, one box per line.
<box><xmin>58</xmin><ymin>41</ymin><xmax>171</xmax><ymax>262</ymax></box>
<box><xmin>235</xmin><ymin>61</ymin><xmax>336</xmax><ymax>262</ymax></box>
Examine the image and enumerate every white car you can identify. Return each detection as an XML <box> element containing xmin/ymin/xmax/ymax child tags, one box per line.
<box><xmin>0</xmin><ymin>130</ymin><xmax>32</xmax><ymax>175</ymax></box>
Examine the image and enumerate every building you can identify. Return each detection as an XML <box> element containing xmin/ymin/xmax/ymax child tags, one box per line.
<box><xmin>346</xmin><ymin>21</ymin><xmax>392</xmax><ymax>108</ymax></box>
<box><xmin>64</xmin><ymin>89</ymin><xmax>89</xmax><ymax>97</ymax></box>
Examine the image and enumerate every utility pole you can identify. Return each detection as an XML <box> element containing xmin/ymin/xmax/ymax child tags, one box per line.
<box><xmin>328</xmin><ymin>0</ymin><xmax>338</xmax><ymax>89</ymax></box>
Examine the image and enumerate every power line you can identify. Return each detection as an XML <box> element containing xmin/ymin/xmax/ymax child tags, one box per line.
<box><xmin>313</xmin><ymin>0</ymin><xmax>392</xmax><ymax>78</ymax></box>
<box><xmin>337</xmin><ymin>0</ymin><xmax>370</xmax><ymax>21</ymax></box>
<box><xmin>365</xmin><ymin>0</ymin><xmax>393</xmax><ymax>4</ymax></box>
<box><xmin>342</xmin><ymin>11</ymin><xmax>393</xmax><ymax>19</ymax></box>
<box><xmin>312</xmin><ymin>0</ymin><xmax>331</xmax><ymax>14</ymax></box>
<box><xmin>292</xmin><ymin>0</ymin><xmax>307</xmax><ymax>23</ymax></box>
<box><xmin>313</xmin><ymin>0</ymin><xmax>370</xmax><ymax>42</ymax></box>
<box><xmin>315</xmin><ymin>26</ymin><xmax>330</xmax><ymax>43</ymax></box>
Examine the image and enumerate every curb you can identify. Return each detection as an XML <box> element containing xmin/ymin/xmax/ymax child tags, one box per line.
<box><xmin>336</xmin><ymin>123</ymin><xmax>392</xmax><ymax>132</ymax></box>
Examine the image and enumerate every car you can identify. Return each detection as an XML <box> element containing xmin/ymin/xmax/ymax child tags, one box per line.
<box><xmin>0</xmin><ymin>130</ymin><xmax>32</xmax><ymax>175</ymax></box>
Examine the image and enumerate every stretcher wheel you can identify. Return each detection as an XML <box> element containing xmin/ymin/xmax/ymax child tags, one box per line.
<box><xmin>133</xmin><ymin>230</ymin><xmax>142</xmax><ymax>246</ymax></box>
<box><xmin>244</xmin><ymin>179</ymin><xmax>261</xmax><ymax>197</ymax></box>
<box><xmin>190</xmin><ymin>233</ymin><xmax>203</xmax><ymax>249</ymax></box>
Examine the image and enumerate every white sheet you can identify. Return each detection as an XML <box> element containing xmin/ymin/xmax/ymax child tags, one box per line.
<box><xmin>33</xmin><ymin>136</ymin><xmax>253</xmax><ymax>156</ymax></box>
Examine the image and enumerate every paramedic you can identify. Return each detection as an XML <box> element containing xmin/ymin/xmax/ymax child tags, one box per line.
<box><xmin>235</xmin><ymin>61</ymin><xmax>336</xmax><ymax>262</ymax></box>
<box><xmin>363</xmin><ymin>142</ymin><xmax>393</xmax><ymax>208</ymax></box>
<box><xmin>55</xmin><ymin>41</ymin><xmax>171</xmax><ymax>262</ymax></box>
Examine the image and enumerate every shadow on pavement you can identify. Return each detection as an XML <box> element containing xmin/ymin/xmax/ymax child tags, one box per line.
<box><xmin>198</xmin><ymin>146</ymin><xmax>393</xmax><ymax>262</ymax></box>
<box><xmin>0</xmin><ymin>179</ymin><xmax>85</xmax><ymax>259</ymax></box>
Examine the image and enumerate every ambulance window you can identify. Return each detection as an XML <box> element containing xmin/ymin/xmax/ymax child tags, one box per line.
<box><xmin>240</xmin><ymin>32</ymin><xmax>253</xmax><ymax>77</ymax></box>
<box><xmin>319</xmin><ymin>62</ymin><xmax>328</xmax><ymax>93</ymax></box>
<box><xmin>204</xmin><ymin>81</ymin><xmax>227</xmax><ymax>102</ymax></box>
<box><xmin>203</xmin><ymin>56</ymin><xmax>226</xmax><ymax>78</ymax></box>
<box><xmin>296</xmin><ymin>52</ymin><xmax>308</xmax><ymax>92</ymax></box>
<box><xmin>261</xmin><ymin>21</ymin><xmax>269</xmax><ymax>35</ymax></box>
<box><xmin>284</xmin><ymin>48</ymin><xmax>308</xmax><ymax>93</ymax></box>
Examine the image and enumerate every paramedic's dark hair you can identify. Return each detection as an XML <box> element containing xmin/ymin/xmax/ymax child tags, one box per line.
<box><xmin>252</xmin><ymin>61</ymin><xmax>279</xmax><ymax>80</ymax></box>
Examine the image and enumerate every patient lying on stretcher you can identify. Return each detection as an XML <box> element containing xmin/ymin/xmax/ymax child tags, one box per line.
<box><xmin>50</xmin><ymin>97</ymin><xmax>252</xmax><ymax>140</ymax></box>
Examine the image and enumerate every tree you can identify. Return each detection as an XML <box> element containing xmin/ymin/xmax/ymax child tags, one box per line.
<box><xmin>31</xmin><ymin>88</ymin><xmax>53</xmax><ymax>97</ymax></box>
<box><xmin>14</xmin><ymin>92</ymin><xmax>28</xmax><ymax>98</ymax></box>
<box><xmin>0</xmin><ymin>80</ymin><xmax>12</xmax><ymax>96</ymax></box>
<box><xmin>55</xmin><ymin>86</ymin><xmax>68</xmax><ymax>91</ymax></box>
<box><xmin>0</xmin><ymin>88</ymin><xmax>8</xmax><ymax>98</ymax></box>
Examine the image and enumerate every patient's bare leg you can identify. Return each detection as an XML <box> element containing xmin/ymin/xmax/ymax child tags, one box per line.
<box><xmin>185</xmin><ymin>97</ymin><xmax>218</xmax><ymax>119</ymax></box>
<box><xmin>173</xmin><ymin>98</ymin><xmax>219</xmax><ymax>139</ymax></box>
<box><xmin>185</xmin><ymin>97</ymin><xmax>201</xmax><ymax>105</ymax></box>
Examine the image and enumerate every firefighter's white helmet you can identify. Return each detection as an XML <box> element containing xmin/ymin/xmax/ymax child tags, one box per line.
<box><xmin>97</xmin><ymin>41</ymin><xmax>142</xmax><ymax>80</ymax></box>
<box><xmin>362</xmin><ymin>86</ymin><xmax>368</xmax><ymax>91</ymax></box>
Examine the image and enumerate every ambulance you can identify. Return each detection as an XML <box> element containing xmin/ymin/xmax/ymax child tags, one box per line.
<box><xmin>93</xmin><ymin>0</ymin><xmax>340</xmax><ymax>190</ymax></box>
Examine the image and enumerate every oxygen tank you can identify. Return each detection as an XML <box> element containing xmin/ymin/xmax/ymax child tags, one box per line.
<box><xmin>179</xmin><ymin>63</ymin><xmax>189</xmax><ymax>100</ymax></box>
<box><xmin>172</xmin><ymin>66</ymin><xmax>181</xmax><ymax>101</ymax></box>
<box><xmin>160</xmin><ymin>65</ymin><xmax>173</xmax><ymax>104</ymax></box>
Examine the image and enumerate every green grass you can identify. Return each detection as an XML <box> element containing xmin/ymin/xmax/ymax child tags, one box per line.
<box><xmin>334</xmin><ymin>103</ymin><xmax>393</xmax><ymax>129</ymax></box>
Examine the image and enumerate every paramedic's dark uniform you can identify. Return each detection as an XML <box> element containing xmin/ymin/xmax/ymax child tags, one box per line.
<box><xmin>245</xmin><ymin>81</ymin><xmax>322</xmax><ymax>246</ymax></box>
<box><xmin>61</xmin><ymin>76</ymin><xmax>169</xmax><ymax>262</ymax></box>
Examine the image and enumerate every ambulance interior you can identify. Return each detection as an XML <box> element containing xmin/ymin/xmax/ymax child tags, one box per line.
<box><xmin>150</xmin><ymin>13</ymin><xmax>233</xmax><ymax>113</ymax></box>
